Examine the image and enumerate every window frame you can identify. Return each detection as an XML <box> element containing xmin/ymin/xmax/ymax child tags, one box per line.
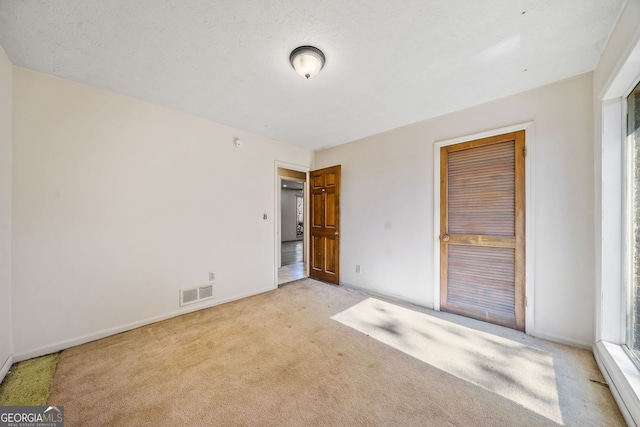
<box><xmin>594</xmin><ymin>28</ymin><xmax>640</xmax><ymax>425</ymax></box>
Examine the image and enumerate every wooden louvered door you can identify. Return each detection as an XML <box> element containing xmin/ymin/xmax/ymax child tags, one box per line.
<box><xmin>310</xmin><ymin>165</ymin><xmax>341</xmax><ymax>285</ymax></box>
<box><xmin>440</xmin><ymin>131</ymin><xmax>525</xmax><ymax>331</ymax></box>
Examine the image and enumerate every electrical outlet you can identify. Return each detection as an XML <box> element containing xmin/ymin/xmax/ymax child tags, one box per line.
<box><xmin>209</xmin><ymin>272</ymin><xmax>215</xmax><ymax>281</ymax></box>
<box><xmin>356</xmin><ymin>265</ymin><xmax>361</xmax><ymax>273</ymax></box>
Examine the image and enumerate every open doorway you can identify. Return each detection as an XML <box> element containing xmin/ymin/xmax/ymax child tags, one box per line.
<box><xmin>277</xmin><ymin>168</ymin><xmax>307</xmax><ymax>285</ymax></box>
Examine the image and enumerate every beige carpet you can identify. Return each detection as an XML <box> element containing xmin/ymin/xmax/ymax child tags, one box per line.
<box><xmin>48</xmin><ymin>279</ymin><xmax>624</xmax><ymax>426</ymax></box>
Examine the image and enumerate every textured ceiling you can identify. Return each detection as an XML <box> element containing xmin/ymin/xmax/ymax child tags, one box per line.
<box><xmin>0</xmin><ymin>0</ymin><xmax>627</xmax><ymax>150</ymax></box>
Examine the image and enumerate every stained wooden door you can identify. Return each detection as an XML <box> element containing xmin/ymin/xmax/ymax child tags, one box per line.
<box><xmin>440</xmin><ymin>131</ymin><xmax>525</xmax><ymax>331</ymax></box>
<box><xmin>310</xmin><ymin>165</ymin><xmax>341</xmax><ymax>285</ymax></box>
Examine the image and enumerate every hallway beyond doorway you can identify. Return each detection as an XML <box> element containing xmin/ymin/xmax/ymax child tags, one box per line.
<box><xmin>279</xmin><ymin>241</ymin><xmax>305</xmax><ymax>285</ymax></box>
<box><xmin>278</xmin><ymin>262</ymin><xmax>305</xmax><ymax>286</ymax></box>
<box><xmin>281</xmin><ymin>240</ymin><xmax>303</xmax><ymax>266</ymax></box>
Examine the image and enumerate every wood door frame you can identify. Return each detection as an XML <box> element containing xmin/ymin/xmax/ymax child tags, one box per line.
<box><xmin>432</xmin><ymin>122</ymin><xmax>536</xmax><ymax>336</ymax></box>
<box><xmin>274</xmin><ymin>161</ymin><xmax>310</xmax><ymax>289</ymax></box>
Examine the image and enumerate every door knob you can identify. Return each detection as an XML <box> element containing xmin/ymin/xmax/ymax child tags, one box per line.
<box><xmin>442</xmin><ymin>234</ymin><xmax>450</xmax><ymax>242</ymax></box>
<box><xmin>335</xmin><ymin>231</ymin><xmax>340</xmax><ymax>236</ymax></box>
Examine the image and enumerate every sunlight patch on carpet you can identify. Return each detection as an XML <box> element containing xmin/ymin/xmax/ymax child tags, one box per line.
<box><xmin>332</xmin><ymin>298</ymin><xmax>563</xmax><ymax>424</ymax></box>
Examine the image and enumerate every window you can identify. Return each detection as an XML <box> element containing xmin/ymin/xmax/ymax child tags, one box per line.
<box><xmin>296</xmin><ymin>195</ymin><xmax>303</xmax><ymax>237</ymax></box>
<box><xmin>627</xmin><ymin>81</ymin><xmax>640</xmax><ymax>361</ymax></box>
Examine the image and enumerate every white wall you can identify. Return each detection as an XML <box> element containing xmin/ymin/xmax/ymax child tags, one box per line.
<box><xmin>0</xmin><ymin>43</ymin><xmax>13</xmax><ymax>378</ymax></box>
<box><xmin>316</xmin><ymin>74</ymin><xmax>595</xmax><ymax>347</ymax></box>
<box><xmin>281</xmin><ymin>188</ymin><xmax>301</xmax><ymax>242</ymax></box>
<box><xmin>12</xmin><ymin>68</ymin><xmax>313</xmax><ymax>358</ymax></box>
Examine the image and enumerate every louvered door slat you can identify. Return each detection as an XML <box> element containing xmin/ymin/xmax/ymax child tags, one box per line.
<box><xmin>448</xmin><ymin>141</ymin><xmax>515</xmax><ymax>236</ymax></box>
<box><xmin>440</xmin><ymin>131</ymin><xmax>525</xmax><ymax>331</ymax></box>
<box><xmin>447</xmin><ymin>245</ymin><xmax>516</xmax><ymax>327</ymax></box>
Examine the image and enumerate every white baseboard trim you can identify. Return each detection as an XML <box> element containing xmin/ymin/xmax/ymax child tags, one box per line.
<box><xmin>594</xmin><ymin>341</ymin><xmax>640</xmax><ymax>427</ymax></box>
<box><xmin>529</xmin><ymin>330</ymin><xmax>591</xmax><ymax>350</ymax></box>
<box><xmin>0</xmin><ymin>354</ymin><xmax>13</xmax><ymax>384</ymax></box>
<box><xmin>14</xmin><ymin>286</ymin><xmax>275</xmax><ymax>362</ymax></box>
<box><xmin>340</xmin><ymin>281</ymin><xmax>435</xmax><ymax>310</ymax></box>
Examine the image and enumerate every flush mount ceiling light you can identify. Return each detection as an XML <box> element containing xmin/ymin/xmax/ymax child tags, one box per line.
<box><xmin>289</xmin><ymin>46</ymin><xmax>325</xmax><ymax>79</ymax></box>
